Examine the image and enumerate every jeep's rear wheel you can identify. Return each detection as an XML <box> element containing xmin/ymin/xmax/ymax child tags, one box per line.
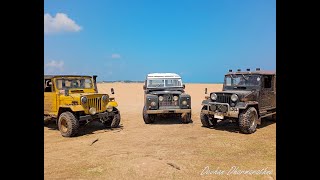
<box><xmin>58</xmin><ymin>112</ymin><xmax>79</xmax><ymax>137</ymax></box>
<box><xmin>143</xmin><ymin>106</ymin><xmax>156</xmax><ymax>124</ymax></box>
<box><xmin>239</xmin><ymin>107</ymin><xmax>258</xmax><ymax>134</ymax></box>
<box><xmin>181</xmin><ymin>112</ymin><xmax>192</xmax><ymax>124</ymax></box>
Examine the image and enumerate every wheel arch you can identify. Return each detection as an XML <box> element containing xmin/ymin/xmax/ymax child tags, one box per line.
<box><xmin>239</xmin><ymin>103</ymin><xmax>260</xmax><ymax>118</ymax></box>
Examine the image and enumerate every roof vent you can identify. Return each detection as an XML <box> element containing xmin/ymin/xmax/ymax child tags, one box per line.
<box><xmin>228</xmin><ymin>69</ymin><xmax>232</xmax><ymax>72</ymax></box>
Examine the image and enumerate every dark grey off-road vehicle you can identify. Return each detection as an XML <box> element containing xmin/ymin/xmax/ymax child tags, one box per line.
<box><xmin>200</xmin><ymin>68</ymin><xmax>276</xmax><ymax>134</ymax></box>
<box><xmin>142</xmin><ymin>73</ymin><xmax>192</xmax><ymax>124</ymax></box>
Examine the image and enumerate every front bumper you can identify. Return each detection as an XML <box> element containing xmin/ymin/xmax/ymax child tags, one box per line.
<box><xmin>79</xmin><ymin>111</ymin><xmax>116</xmax><ymax>121</ymax></box>
<box><xmin>146</xmin><ymin>109</ymin><xmax>191</xmax><ymax>114</ymax></box>
<box><xmin>201</xmin><ymin>102</ymin><xmax>239</xmax><ymax>119</ymax></box>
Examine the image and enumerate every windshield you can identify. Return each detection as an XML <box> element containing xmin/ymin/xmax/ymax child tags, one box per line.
<box><xmin>147</xmin><ymin>78</ymin><xmax>182</xmax><ymax>88</ymax></box>
<box><xmin>56</xmin><ymin>78</ymin><xmax>93</xmax><ymax>90</ymax></box>
<box><xmin>225</xmin><ymin>74</ymin><xmax>261</xmax><ymax>86</ymax></box>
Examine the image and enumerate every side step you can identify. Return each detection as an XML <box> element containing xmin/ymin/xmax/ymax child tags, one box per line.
<box><xmin>260</xmin><ymin>112</ymin><xmax>276</xmax><ymax>118</ymax></box>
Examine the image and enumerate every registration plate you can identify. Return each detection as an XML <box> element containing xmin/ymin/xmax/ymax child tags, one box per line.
<box><xmin>214</xmin><ymin>113</ymin><xmax>224</xmax><ymax>119</ymax></box>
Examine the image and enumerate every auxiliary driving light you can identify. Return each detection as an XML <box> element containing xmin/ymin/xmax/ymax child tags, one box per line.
<box><xmin>89</xmin><ymin>107</ymin><xmax>97</xmax><ymax>115</ymax></box>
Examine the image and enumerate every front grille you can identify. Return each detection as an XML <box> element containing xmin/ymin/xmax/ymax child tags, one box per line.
<box><xmin>216</xmin><ymin>93</ymin><xmax>231</xmax><ymax>104</ymax></box>
<box><xmin>159</xmin><ymin>94</ymin><xmax>179</xmax><ymax>107</ymax></box>
<box><xmin>87</xmin><ymin>97</ymin><xmax>102</xmax><ymax>112</ymax></box>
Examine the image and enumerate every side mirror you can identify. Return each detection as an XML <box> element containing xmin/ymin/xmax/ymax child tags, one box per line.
<box><xmin>205</xmin><ymin>88</ymin><xmax>207</xmax><ymax>94</ymax></box>
<box><xmin>111</xmin><ymin>88</ymin><xmax>114</xmax><ymax>94</ymax></box>
<box><xmin>143</xmin><ymin>85</ymin><xmax>146</xmax><ymax>90</ymax></box>
<box><xmin>183</xmin><ymin>84</ymin><xmax>185</xmax><ymax>89</ymax></box>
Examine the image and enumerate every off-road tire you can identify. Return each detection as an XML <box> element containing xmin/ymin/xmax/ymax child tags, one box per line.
<box><xmin>111</xmin><ymin>108</ymin><xmax>121</xmax><ymax>128</ymax></box>
<box><xmin>239</xmin><ymin>107</ymin><xmax>258</xmax><ymax>134</ymax></box>
<box><xmin>181</xmin><ymin>112</ymin><xmax>192</xmax><ymax>124</ymax></box>
<box><xmin>103</xmin><ymin>108</ymin><xmax>121</xmax><ymax>128</ymax></box>
<box><xmin>200</xmin><ymin>106</ymin><xmax>214</xmax><ymax>127</ymax></box>
<box><xmin>143</xmin><ymin>106</ymin><xmax>155</xmax><ymax>124</ymax></box>
<box><xmin>58</xmin><ymin>112</ymin><xmax>79</xmax><ymax>137</ymax></box>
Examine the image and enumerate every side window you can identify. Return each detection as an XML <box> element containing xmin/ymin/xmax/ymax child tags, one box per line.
<box><xmin>263</xmin><ymin>76</ymin><xmax>272</xmax><ymax>89</ymax></box>
<box><xmin>44</xmin><ymin>79</ymin><xmax>53</xmax><ymax>92</ymax></box>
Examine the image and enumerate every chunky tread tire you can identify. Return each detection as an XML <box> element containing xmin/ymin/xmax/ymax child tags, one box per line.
<box><xmin>143</xmin><ymin>106</ymin><xmax>155</xmax><ymax>124</ymax></box>
<box><xmin>58</xmin><ymin>112</ymin><xmax>79</xmax><ymax>137</ymax></box>
<box><xmin>239</xmin><ymin>107</ymin><xmax>258</xmax><ymax>134</ymax></box>
<box><xmin>103</xmin><ymin>108</ymin><xmax>121</xmax><ymax>128</ymax></box>
<box><xmin>181</xmin><ymin>112</ymin><xmax>192</xmax><ymax>124</ymax></box>
<box><xmin>110</xmin><ymin>109</ymin><xmax>121</xmax><ymax>128</ymax></box>
<box><xmin>200</xmin><ymin>106</ymin><xmax>214</xmax><ymax>128</ymax></box>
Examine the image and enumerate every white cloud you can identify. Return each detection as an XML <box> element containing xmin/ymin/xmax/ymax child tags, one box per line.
<box><xmin>44</xmin><ymin>13</ymin><xmax>82</xmax><ymax>34</ymax></box>
<box><xmin>111</xmin><ymin>53</ymin><xmax>121</xmax><ymax>59</ymax></box>
<box><xmin>44</xmin><ymin>60</ymin><xmax>64</xmax><ymax>73</ymax></box>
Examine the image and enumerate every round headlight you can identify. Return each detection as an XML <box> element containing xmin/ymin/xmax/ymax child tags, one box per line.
<box><xmin>173</xmin><ymin>96</ymin><xmax>178</xmax><ymax>101</ymax></box>
<box><xmin>89</xmin><ymin>107</ymin><xmax>97</xmax><ymax>115</ymax></box>
<box><xmin>210</xmin><ymin>93</ymin><xmax>217</xmax><ymax>101</ymax></box>
<box><xmin>231</xmin><ymin>94</ymin><xmax>238</xmax><ymax>102</ymax></box>
<box><xmin>81</xmin><ymin>96</ymin><xmax>87</xmax><ymax>104</ymax></box>
<box><xmin>102</xmin><ymin>95</ymin><xmax>108</xmax><ymax>102</ymax></box>
<box><xmin>159</xmin><ymin>96</ymin><xmax>164</xmax><ymax>101</ymax></box>
<box><xmin>182</xmin><ymin>100</ymin><xmax>187</xmax><ymax>105</ymax></box>
<box><xmin>151</xmin><ymin>101</ymin><xmax>156</xmax><ymax>106</ymax></box>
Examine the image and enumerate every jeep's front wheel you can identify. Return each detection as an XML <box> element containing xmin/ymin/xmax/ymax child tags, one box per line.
<box><xmin>103</xmin><ymin>108</ymin><xmax>121</xmax><ymax>128</ymax></box>
<box><xmin>181</xmin><ymin>112</ymin><xmax>192</xmax><ymax>124</ymax></box>
<box><xmin>239</xmin><ymin>107</ymin><xmax>258</xmax><ymax>134</ymax></box>
<box><xmin>58</xmin><ymin>112</ymin><xmax>79</xmax><ymax>137</ymax></box>
<box><xmin>143</xmin><ymin>106</ymin><xmax>156</xmax><ymax>124</ymax></box>
<box><xmin>200</xmin><ymin>106</ymin><xmax>215</xmax><ymax>128</ymax></box>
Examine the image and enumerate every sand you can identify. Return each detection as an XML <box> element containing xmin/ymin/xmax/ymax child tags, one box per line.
<box><xmin>44</xmin><ymin>83</ymin><xmax>276</xmax><ymax>180</ymax></box>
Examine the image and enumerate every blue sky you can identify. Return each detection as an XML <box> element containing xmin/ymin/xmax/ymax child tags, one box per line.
<box><xmin>44</xmin><ymin>0</ymin><xmax>275</xmax><ymax>83</ymax></box>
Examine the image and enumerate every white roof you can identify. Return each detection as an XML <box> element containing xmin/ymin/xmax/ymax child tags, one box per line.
<box><xmin>147</xmin><ymin>73</ymin><xmax>181</xmax><ymax>79</ymax></box>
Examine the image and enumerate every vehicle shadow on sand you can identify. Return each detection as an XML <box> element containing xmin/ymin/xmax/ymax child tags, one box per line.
<box><xmin>202</xmin><ymin>117</ymin><xmax>276</xmax><ymax>134</ymax></box>
<box><xmin>44</xmin><ymin>121</ymin><xmax>124</xmax><ymax>136</ymax></box>
<box><xmin>150</xmin><ymin>116</ymin><xmax>194</xmax><ymax>125</ymax></box>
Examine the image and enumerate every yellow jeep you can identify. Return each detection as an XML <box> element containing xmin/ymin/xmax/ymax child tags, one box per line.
<box><xmin>44</xmin><ymin>75</ymin><xmax>120</xmax><ymax>137</ymax></box>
